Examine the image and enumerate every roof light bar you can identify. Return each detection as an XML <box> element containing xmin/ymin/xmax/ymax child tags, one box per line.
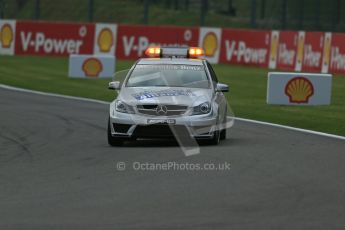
<box><xmin>144</xmin><ymin>47</ymin><xmax>205</xmax><ymax>59</ymax></box>
<box><xmin>161</xmin><ymin>47</ymin><xmax>189</xmax><ymax>58</ymax></box>
<box><xmin>188</xmin><ymin>47</ymin><xmax>205</xmax><ymax>58</ymax></box>
<box><xmin>145</xmin><ymin>47</ymin><xmax>161</xmax><ymax>57</ymax></box>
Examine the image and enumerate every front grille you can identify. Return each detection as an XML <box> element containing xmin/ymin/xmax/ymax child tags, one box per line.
<box><xmin>133</xmin><ymin>124</ymin><xmax>190</xmax><ymax>138</ymax></box>
<box><xmin>113</xmin><ymin>123</ymin><xmax>131</xmax><ymax>133</ymax></box>
<box><xmin>137</xmin><ymin>104</ymin><xmax>188</xmax><ymax>116</ymax></box>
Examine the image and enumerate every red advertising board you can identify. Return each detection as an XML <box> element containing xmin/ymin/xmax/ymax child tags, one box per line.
<box><xmin>276</xmin><ymin>31</ymin><xmax>298</xmax><ymax>71</ymax></box>
<box><xmin>219</xmin><ymin>29</ymin><xmax>270</xmax><ymax>67</ymax></box>
<box><xmin>15</xmin><ymin>21</ymin><xmax>95</xmax><ymax>56</ymax></box>
<box><xmin>301</xmin><ymin>32</ymin><xmax>324</xmax><ymax>73</ymax></box>
<box><xmin>7</xmin><ymin>19</ymin><xmax>345</xmax><ymax>75</ymax></box>
<box><xmin>116</xmin><ymin>24</ymin><xmax>199</xmax><ymax>60</ymax></box>
<box><xmin>329</xmin><ymin>33</ymin><xmax>345</xmax><ymax>74</ymax></box>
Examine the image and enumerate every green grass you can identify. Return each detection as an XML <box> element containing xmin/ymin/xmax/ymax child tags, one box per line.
<box><xmin>0</xmin><ymin>55</ymin><xmax>121</xmax><ymax>101</ymax></box>
<box><xmin>1</xmin><ymin>55</ymin><xmax>345</xmax><ymax>136</ymax></box>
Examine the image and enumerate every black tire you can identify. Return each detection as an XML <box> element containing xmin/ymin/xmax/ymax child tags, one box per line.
<box><xmin>220</xmin><ymin>106</ymin><xmax>227</xmax><ymax>140</ymax></box>
<box><xmin>107</xmin><ymin>118</ymin><xmax>124</xmax><ymax>146</ymax></box>
<box><xmin>208</xmin><ymin>129</ymin><xmax>220</xmax><ymax>145</ymax></box>
<box><xmin>220</xmin><ymin>128</ymin><xmax>226</xmax><ymax>140</ymax></box>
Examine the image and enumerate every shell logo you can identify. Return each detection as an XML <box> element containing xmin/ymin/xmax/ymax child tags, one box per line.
<box><xmin>285</xmin><ymin>77</ymin><xmax>314</xmax><ymax>103</ymax></box>
<box><xmin>97</xmin><ymin>28</ymin><xmax>113</xmax><ymax>53</ymax></box>
<box><xmin>0</xmin><ymin>23</ymin><xmax>13</xmax><ymax>48</ymax></box>
<box><xmin>202</xmin><ymin>32</ymin><xmax>218</xmax><ymax>57</ymax></box>
<box><xmin>82</xmin><ymin>58</ymin><xmax>103</xmax><ymax>77</ymax></box>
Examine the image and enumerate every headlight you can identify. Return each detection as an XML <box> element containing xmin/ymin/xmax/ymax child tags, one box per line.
<box><xmin>115</xmin><ymin>100</ymin><xmax>135</xmax><ymax>114</ymax></box>
<box><xmin>191</xmin><ymin>102</ymin><xmax>211</xmax><ymax>115</ymax></box>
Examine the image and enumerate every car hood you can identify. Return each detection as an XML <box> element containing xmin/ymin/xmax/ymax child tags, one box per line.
<box><xmin>117</xmin><ymin>87</ymin><xmax>213</xmax><ymax>107</ymax></box>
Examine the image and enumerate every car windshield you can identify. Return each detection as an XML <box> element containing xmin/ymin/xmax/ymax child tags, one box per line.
<box><xmin>126</xmin><ymin>64</ymin><xmax>210</xmax><ymax>88</ymax></box>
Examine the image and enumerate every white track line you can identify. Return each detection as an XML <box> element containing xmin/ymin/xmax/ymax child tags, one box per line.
<box><xmin>0</xmin><ymin>84</ymin><xmax>109</xmax><ymax>105</ymax></box>
<box><xmin>1</xmin><ymin>84</ymin><xmax>345</xmax><ymax>141</ymax></box>
<box><xmin>235</xmin><ymin>117</ymin><xmax>345</xmax><ymax>141</ymax></box>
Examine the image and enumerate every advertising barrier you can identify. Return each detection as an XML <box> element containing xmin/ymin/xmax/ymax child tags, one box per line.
<box><xmin>269</xmin><ymin>31</ymin><xmax>298</xmax><ymax>71</ymax></box>
<box><xmin>15</xmin><ymin>21</ymin><xmax>95</xmax><ymax>56</ymax></box>
<box><xmin>294</xmin><ymin>31</ymin><xmax>305</xmax><ymax>72</ymax></box>
<box><xmin>321</xmin><ymin>32</ymin><xmax>332</xmax><ymax>73</ymax></box>
<box><xmin>219</xmin><ymin>29</ymin><xmax>270</xmax><ymax>67</ymax></box>
<box><xmin>93</xmin><ymin>23</ymin><xmax>117</xmax><ymax>56</ymax></box>
<box><xmin>68</xmin><ymin>55</ymin><xmax>115</xmax><ymax>78</ymax></box>
<box><xmin>198</xmin><ymin>27</ymin><xmax>222</xmax><ymax>64</ymax></box>
<box><xmin>2</xmin><ymin>19</ymin><xmax>345</xmax><ymax>75</ymax></box>
<box><xmin>267</xmin><ymin>72</ymin><xmax>332</xmax><ymax>105</ymax></box>
<box><xmin>300</xmin><ymin>32</ymin><xmax>324</xmax><ymax>73</ymax></box>
<box><xmin>116</xmin><ymin>24</ymin><xmax>199</xmax><ymax>60</ymax></box>
<box><xmin>329</xmin><ymin>33</ymin><xmax>345</xmax><ymax>74</ymax></box>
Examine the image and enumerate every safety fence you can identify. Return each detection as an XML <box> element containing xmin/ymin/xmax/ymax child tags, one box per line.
<box><xmin>0</xmin><ymin>19</ymin><xmax>344</xmax><ymax>74</ymax></box>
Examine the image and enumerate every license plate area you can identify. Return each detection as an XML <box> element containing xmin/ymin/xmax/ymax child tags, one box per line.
<box><xmin>147</xmin><ymin>119</ymin><xmax>176</xmax><ymax>125</ymax></box>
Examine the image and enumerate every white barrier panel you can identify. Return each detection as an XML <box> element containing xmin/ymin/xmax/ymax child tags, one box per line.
<box><xmin>69</xmin><ymin>55</ymin><xmax>115</xmax><ymax>78</ymax></box>
<box><xmin>267</xmin><ymin>72</ymin><xmax>332</xmax><ymax>105</ymax></box>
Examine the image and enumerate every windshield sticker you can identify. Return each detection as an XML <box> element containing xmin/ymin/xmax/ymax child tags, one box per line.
<box><xmin>132</xmin><ymin>89</ymin><xmax>196</xmax><ymax>100</ymax></box>
<box><xmin>136</xmin><ymin>65</ymin><xmax>204</xmax><ymax>71</ymax></box>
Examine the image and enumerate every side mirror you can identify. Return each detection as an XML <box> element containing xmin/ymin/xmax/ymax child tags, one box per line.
<box><xmin>108</xmin><ymin>81</ymin><xmax>121</xmax><ymax>90</ymax></box>
<box><xmin>216</xmin><ymin>83</ymin><xmax>229</xmax><ymax>92</ymax></box>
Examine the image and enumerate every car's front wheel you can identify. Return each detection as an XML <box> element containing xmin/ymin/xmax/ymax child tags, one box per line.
<box><xmin>208</xmin><ymin>129</ymin><xmax>220</xmax><ymax>145</ymax></box>
<box><xmin>220</xmin><ymin>106</ymin><xmax>227</xmax><ymax>140</ymax></box>
<box><xmin>220</xmin><ymin>128</ymin><xmax>226</xmax><ymax>140</ymax></box>
<box><xmin>107</xmin><ymin>118</ymin><xmax>124</xmax><ymax>146</ymax></box>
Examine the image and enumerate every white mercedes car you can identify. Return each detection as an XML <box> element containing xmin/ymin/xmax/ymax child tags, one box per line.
<box><xmin>108</xmin><ymin>47</ymin><xmax>230</xmax><ymax>146</ymax></box>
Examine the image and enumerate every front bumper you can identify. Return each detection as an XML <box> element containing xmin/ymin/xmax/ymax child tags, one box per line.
<box><xmin>109</xmin><ymin>109</ymin><xmax>218</xmax><ymax>139</ymax></box>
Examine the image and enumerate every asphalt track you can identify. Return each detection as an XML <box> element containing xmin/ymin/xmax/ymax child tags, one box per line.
<box><xmin>1</xmin><ymin>87</ymin><xmax>345</xmax><ymax>230</ymax></box>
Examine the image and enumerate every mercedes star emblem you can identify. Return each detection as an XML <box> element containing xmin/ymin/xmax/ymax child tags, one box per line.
<box><xmin>156</xmin><ymin>105</ymin><xmax>168</xmax><ymax>115</ymax></box>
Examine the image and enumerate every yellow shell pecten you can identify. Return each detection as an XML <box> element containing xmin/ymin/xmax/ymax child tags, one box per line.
<box><xmin>202</xmin><ymin>32</ymin><xmax>218</xmax><ymax>57</ymax></box>
<box><xmin>82</xmin><ymin>58</ymin><xmax>103</xmax><ymax>77</ymax></box>
<box><xmin>0</xmin><ymin>24</ymin><xmax>13</xmax><ymax>48</ymax></box>
<box><xmin>285</xmin><ymin>77</ymin><xmax>314</xmax><ymax>103</ymax></box>
<box><xmin>98</xmin><ymin>28</ymin><xmax>113</xmax><ymax>52</ymax></box>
